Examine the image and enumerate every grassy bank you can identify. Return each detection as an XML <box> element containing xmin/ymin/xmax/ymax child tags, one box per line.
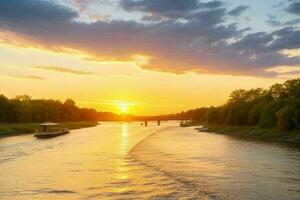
<box><xmin>0</xmin><ymin>121</ymin><xmax>99</xmax><ymax>138</ymax></box>
<box><xmin>198</xmin><ymin>123</ymin><xmax>300</xmax><ymax>144</ymax></box>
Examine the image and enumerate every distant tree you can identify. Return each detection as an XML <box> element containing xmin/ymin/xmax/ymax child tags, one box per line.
<box><xmin>248</xmin><ymin>104</ymin><xmax>263</xmax><ymax>125</ymax></box>
<box><xmin>0</xmin><ymin>95</ymin><xmax>101</xmax><ymax>123</ymax></box>
<box><xmin>259</xmin><ymin>101</ymin><xmax>282</xmax><ymax>128</ymax></box>
<box><xmin>0</xmin><ymin>95</ymin><xmax>9</xmax><ymax>122</ymax></box>
<box><xmin>205</xmin><ymin>107</ymin><xmax>219</xmax><ymax>123</ymax></box>
<box><xmin>293</xmin><ymin>109</ymin><xmax>300</xmax><ymax>129</ymax></box>
<box><xmin>276</xmin><ymin>107</ymin><xmax>294</xmax><ymax>131</ymax></box>
<box><xmin>15</xmin><ymin>95</ymin><xmax>31</xmax><ymax>101</ymax></box>
<box><xmin>190</xmin><ymin>108</ymin><xmax>208</xmax><ymax>122</ymax></box>
<box><xmin>176</xmin><ymin>78</ymin><xmax>300</xmax><ymax>131</ymax></box>
<box><xmin>269</xmin><ymin>83</ymin><xmax>285</xmax><ymax>99</ymax></box>
<box><xmin>63</xmin><ymin>99</ymin><xmax>78</xmax><ymax>121</ymax></box>
<box><xmin>283</xmin><ymin>79</ymin><xmax>300</xmax><ymax>99</ymax></box>
<box><xmin>214</xmin><ymin>105</ymin><xmax>226</xmax><ymax>124</ymax></box>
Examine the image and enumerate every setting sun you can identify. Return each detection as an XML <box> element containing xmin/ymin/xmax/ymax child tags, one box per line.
<box><xmin>113</xmin><ymin>100</ymin><xmax>138</xmax><ymax>114</ymax></box>
<box><xmin>120</xmin><ymin>102</ymin><xmax>128</xmax><ymax>113</ymax></box>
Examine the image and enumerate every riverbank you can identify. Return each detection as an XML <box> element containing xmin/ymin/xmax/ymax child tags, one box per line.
<box><xmin>195</xmin><ymin>123</ymin><xmax>300</xmax><ymax>144</ymax></box>
<box><xmin>0</xmin><ymin>122</ymin><xmax>99</xmax><ymax>138</ymax></box>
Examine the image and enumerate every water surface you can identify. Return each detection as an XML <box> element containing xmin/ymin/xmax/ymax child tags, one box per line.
<box><xmin>0</xmin><ymin>122</ymin><xmax>299</xmax><ymax>199</ymax></box>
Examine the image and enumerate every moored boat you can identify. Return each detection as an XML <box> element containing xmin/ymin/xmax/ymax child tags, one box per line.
<box><xmin>34</xmin><ymin>122</ymin><xmax>70</xmax><ymax>139</ymax></box>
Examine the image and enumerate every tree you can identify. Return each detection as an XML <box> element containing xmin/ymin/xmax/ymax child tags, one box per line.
<box><xmin>0</xmin><ymin>95</ymin><xmax>9</xmax><ymax>122</ymax></box>
<box><xmin>293</xmin><ymin>109</ymin><xmax>300</xmax><ymax>129</ymax></box>
<box><xmin>276</xmin><ymin>107</ymin><xmax>294</xmax><ymax>131</ymax></box>
<box><xmin>177</xmin><ymin>78</ymin><xmax>300</xmax><ymax>131</ymax></box>
<box><xmin>248</xmin><ymin>104</ymin><xmax>263</xmax><ymax>125</ymax></box>
<box><xmin>259</xmin><ymin>101</ymin><xmax>283</xmax><ymax>128</ymax></box>
<box><xmin>205</xmin><ymin>107</ymin><xmax>219</xmax><ymax>123</ymax></box>
<box><xmin>0</xmin><ymin>94</ymin><xmax>100</xmax><ymax>123</ymax></box>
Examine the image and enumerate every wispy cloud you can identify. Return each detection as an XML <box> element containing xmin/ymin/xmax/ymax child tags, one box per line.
<box><xmin>228</xmin><ymin>5</ymin><xmax>249</xmax><ymax>16</ymax></box>
<box><xmin>17</xmin><ymin>75</ymin><xmax>46</xmax><ymax>80</ymax></box>
<box><xmin>33</xmin><ymin>65</ymin><xmax>95</xmax><ymax>75</ymax></box>
<box><xmin>1</xmin><ymin>74</ymin><xmax>46</xmax><ymax>80</ymax></box>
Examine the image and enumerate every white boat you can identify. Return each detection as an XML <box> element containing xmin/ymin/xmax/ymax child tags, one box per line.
<box><xmin>34</xmin><ymin>122</ymin><xmax>69</xmax><ymax>139</ymax></box>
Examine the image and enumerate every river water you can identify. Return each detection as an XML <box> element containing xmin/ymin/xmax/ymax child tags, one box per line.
<box><xmin>0</xmin><ymin>122</ymin><xmax>299</xmax><ymax>200</ymax></box>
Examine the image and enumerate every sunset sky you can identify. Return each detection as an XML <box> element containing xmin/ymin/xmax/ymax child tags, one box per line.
<box><xmin>0</xmin><ymin>0</ymin><xmax>300</xmax><ymax>115</ymax></box>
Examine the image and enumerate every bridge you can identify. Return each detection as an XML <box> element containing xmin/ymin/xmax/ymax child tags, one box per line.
<box><xmin>115</xmin><ymin>114</ymin><xmax>189</xmax><ymax>126</ymax></box>
<box><xmin>134</xmin><ymin>116</ymin><xmax>189</xmax><ymax>126</ymax></box>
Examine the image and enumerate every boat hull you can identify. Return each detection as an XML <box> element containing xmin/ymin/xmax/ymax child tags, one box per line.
<box><xmin>34</xmin><ymin>130</ymin><xmax>70</xmax><ymax>139</ymax></box>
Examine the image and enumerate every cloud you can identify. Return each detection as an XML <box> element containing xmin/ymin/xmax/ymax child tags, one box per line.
<box><xmin>270</xmin><ymin>27</ymin><xmax>300</xmax><ymax>50</ymax></box>
<box><xmin>286</xmin><ymin>1</ymin><xmax>300</xmax><ymax>15</ymax></box>
<box><xmin>228</xmin><ymin>6</ymin><xmax>249</xmax><ymax>16</ymax></box>
<box><xmin>120</xmin><ymin>0</ymin><xmax>200</xmax><ymax>13</ymax></box>
<box><xmin>281</xmin><ymin>70</ymin><xmax>300</xmax><ymax>75</ymax></box>
<box><xmin>1</xmin><ymin>74</ymin><xmax>46</xmax><ymax>80</ymax></box>
<box><xmin>198</xmin><ymin>1</ymin><xmax>224</xmax><ymax>9</ymax></box>
<box><xmin>74</xmin><ymin>0</ymin><xmax>92</xmax><ymax>13</ymax></box>
<box><xmin>120</xmin><ymin>0</ymin><xmax>225</xmax><ymax>21</ymax></box>
<box><xmin>266</xmin><ymin>19</ymin><xmax>282</xmax><ymax>26</ymax></box>
<box><xmin>33</xmin><ymin>66</ymin><xmax>95</xmax><ymax>75</ymax></box>
<box><xmin>0</xmin><ymin>0</ymin><xmax>77</xmax><ymax>23</ymax></box>
<box><xmin>266</xmin><ymin>15</ymin><xmax>300</xmax><ymax>27</ymax></box>
<box><xmin>0</xmin><ymin>0</ymin><xmax>299</xmax><ymax>77</ymax></box>
<box><xmin>16</xmin><ymin>75</ymin><xmax>46</xmax><ymax>80</ymax></box>
<box><xmin>285</xmin><ymin>18</ymin><xmax>300</xmax><ymax>26</ymax></box>
<box><xmin>72</xmin><ymin>0</ymin><xmax>112</xmax><ymax>22</ymax></box>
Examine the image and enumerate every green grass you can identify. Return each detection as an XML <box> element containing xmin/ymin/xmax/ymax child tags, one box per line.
<box><xmin>0</xmin><ymin>122</ymin><xmax>99</xmax><ymax>138</ymax></box>
<box><xmin>202</xmin><ymin>123</ymin><xmax>300</xmax><ymax>144</ymax></box>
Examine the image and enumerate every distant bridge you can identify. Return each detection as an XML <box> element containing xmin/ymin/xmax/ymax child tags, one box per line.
<box><xmin>134</xmin><ymin>117</ymin><xmax>189</xmax><ymax>126</ymax></box>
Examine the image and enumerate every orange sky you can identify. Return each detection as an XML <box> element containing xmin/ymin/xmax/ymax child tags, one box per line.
<box><xmin>0</xmin><ymin>41</ymin><xmax>286</xmax><ymax>115</ymax></box>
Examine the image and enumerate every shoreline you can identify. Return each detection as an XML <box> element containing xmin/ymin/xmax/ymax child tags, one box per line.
<box><xmin>0</xmin><ymin>122</ymin><xmax>99</xmax><ymax>138</ymax></box>
<box><xmin>182</xmin><ymin>122</ymin><xmax>300</xmax><ymax>144</ymax></box>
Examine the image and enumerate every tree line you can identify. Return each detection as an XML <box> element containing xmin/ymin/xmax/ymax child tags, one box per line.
<box><xmin>172</xmin><ymin>79</ymin><xmax>300</xmax><ymax>131</ymax></box>
<box><xmin>0</xmin><ymin>94</ymin><xmax>164</xmax><ymax>123</ymax></box>
<box><xmin>0</xmin><ymin>95</ymin><xmax>100</xmax><ymax>123</ymax></box>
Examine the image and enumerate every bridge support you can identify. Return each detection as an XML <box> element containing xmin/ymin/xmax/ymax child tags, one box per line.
<box><xmin>157</xmin><ymin>120</ymin><xmax>160</xmax><ymax>126</ymax></box>
<box><xmin>144</xmin><ymin>120</ymin><xmax>148</xmax><ymax>126</ymax></box>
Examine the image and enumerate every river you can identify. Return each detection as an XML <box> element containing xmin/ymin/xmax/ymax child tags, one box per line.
<box><xmin>0</xmin><ymin>122</ymin><xmax>299</xmax><ymax>200</ymax></box>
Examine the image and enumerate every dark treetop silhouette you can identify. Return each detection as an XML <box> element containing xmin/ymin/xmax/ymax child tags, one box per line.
<box><xmin>0</xmin><ymin>96</ymin><xmax>99</xmax><ymax>123</ymax></box>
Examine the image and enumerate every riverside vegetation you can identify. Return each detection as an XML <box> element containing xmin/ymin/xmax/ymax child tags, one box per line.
<box><xmin>0</xmin><ymin>122</ymin><xmax>98</xmax><ymax>137</ymax></box>
<box><xmin>175</xmin><ymin>79</ymin><xmax>300</xmax><ymax>143</ymax></box>
<box><xmin>0</xmin><ymin>95</ymin><xmax>101</xmax><ymax>137</ymax></box>
<box><xmin>0</xmin><ymin>94</ymin><xmax>146</xmax><ymax>137</ymax></box>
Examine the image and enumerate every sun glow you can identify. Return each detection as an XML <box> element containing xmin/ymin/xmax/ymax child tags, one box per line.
<box><xmin>120</xmin><ymin>102</ymin><xmax>128</xmax><ymax>113</ymax></box>
<box><xmin>113</xmin><ymin>100</ymin><xmax>138</xmax><ymax>114</ymax></box>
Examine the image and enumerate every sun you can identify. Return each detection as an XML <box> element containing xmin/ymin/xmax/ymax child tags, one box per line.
<box><xmin>120</xmin><ymin>102</ymin><xmax>128</xmax><ymax>113</ymax></box>
<box><xmin>115</xmin><ymin>100</ymin><xmax>137</xmax><ymax>114</ymax></box>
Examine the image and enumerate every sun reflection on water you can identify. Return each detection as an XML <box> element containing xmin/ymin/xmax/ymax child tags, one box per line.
<box><xmin>119</xmin><ymin>123</ymin><xmax>129</xmax><ymax>156</ymax></box>
<box><xmin>115</xmin><ymin>123</ymin><xmax>131</xmax><ymax>192</ymax></box>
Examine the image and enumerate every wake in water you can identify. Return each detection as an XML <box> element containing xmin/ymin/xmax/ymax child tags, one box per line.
<box><xmin>129</xmin><ymin>126</ymin><xmax>300</xmax><ymax>200</ymax></box>
<box><xmin>129</xmin><ymin>126</ymin><xmax>227</xmax><ymax>200</ymax></box>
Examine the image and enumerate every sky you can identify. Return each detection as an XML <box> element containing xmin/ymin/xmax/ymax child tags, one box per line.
<box><xmin>0</xmin><ymin>0</ymin><xmax>300</xmax><ymax>115</ymax></box>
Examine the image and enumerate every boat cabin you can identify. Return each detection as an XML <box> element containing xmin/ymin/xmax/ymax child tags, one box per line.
<box><xmin>40</xmin><ymin>122</ymin><xmax>59</xmax><ymax>132</ymax></box>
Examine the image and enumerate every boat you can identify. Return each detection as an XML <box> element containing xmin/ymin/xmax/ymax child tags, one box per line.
<box><xmin>34</xmin><ymin>122</ymin><xmax>70</xmax><ymax>139</ymax></box>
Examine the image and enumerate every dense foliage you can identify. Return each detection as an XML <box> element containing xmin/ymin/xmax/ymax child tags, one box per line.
<box><xmin>0</xmin><ymin>95</ymin><xmax>99</xmax><ymax>122</ymax></box>
<box><xmin>175</xmin><ymin>79</ymin><xmax>300</xmax><ymax>131</ymax></box>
